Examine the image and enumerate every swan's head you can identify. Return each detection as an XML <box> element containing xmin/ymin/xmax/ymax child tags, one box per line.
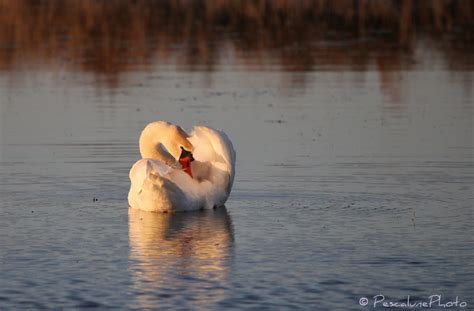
<box><xmin>139</xmin><ymin>121</ymin><xmax>194</xmax><ymax>167</ymax></box>
<box><xmin>161</xmin><ymin>123</ymin><xmax>194</xmax><ymax>159</ymax></box>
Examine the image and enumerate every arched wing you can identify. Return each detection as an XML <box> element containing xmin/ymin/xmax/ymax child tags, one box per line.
<box><xmin>190</xmin><ymin>126</ymin><xmax>236</xmax><ymax>195</ymax></box>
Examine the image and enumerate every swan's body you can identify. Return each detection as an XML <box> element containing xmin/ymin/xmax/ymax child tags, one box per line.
<box><xmin>128</xmin><ymin>121</ymin><xmax>236</xmax><ymax>212</ymax></box>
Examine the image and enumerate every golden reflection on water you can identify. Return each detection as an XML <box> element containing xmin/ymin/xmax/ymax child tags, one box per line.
<box><xmin>0</xmin><ymin>0</ymin><xmax>472</xmax><ymax>88</ymax></box>
<box><xmin>128</xmin><ymin>207</ymin><xmax>233</xmax><ymax>308</ymax></box>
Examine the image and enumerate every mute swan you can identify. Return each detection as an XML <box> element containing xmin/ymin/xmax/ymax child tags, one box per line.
<box><xmin>128</xmin><ymin>121</ymin><xmax>236</xmax><ymax>212</ymax></box>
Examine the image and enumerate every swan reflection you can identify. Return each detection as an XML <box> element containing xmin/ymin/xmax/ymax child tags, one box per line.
<box><xmin>128</xmin><ymin>207</ymin><xmax>233</xmax><ymax>309</ymax></box>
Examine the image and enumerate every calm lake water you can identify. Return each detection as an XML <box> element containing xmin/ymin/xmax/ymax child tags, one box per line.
<box><xmin>0</xmin><ymin>2</ymin><xmax>473</xmax><ymax>310</ymax></box>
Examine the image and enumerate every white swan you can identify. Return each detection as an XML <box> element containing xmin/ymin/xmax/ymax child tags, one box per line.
<box><xmin>128</xmin><ymin>121</ymin><xmax>236</xmax><ymax>212</ymax></box>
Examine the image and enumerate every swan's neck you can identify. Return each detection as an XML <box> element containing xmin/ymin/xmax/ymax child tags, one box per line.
<box><xmin>138</xmin><ymin>121</ymin><xmax>193</xmax><ymax>166</ymax></box>
<box><xmin>139</xmin><ymin>134</ymin><xmax>177</xmax><ymax>166</ymax></box>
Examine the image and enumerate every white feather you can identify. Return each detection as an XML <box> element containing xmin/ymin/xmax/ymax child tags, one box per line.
<box><xmin>128</xmin><ymin>122</ymin><xmax>236</xmax><ymax>212</ymax></box>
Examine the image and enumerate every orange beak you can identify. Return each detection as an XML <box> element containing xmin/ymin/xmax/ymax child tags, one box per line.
<box><xmin>179</xmin><ymin>156</ymin><xmax>193</xmax><ymax>177</ymax></box>
<box><xmin>179</xmin><ymin>147</ymin><xmax>194</xmax><ymax>178</ymax></box>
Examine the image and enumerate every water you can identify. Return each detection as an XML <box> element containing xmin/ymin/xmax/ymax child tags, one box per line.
<box><xmin>1</xmin><ymin>2</ymin><xmax>473</xmax><ymax>310</ymax></box>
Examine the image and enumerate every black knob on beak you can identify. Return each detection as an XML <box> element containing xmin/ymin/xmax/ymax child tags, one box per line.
<box><xmin>180</xmin><ymin>146</ymin><xmax>195</xmax><ymax>161</ymax></box>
